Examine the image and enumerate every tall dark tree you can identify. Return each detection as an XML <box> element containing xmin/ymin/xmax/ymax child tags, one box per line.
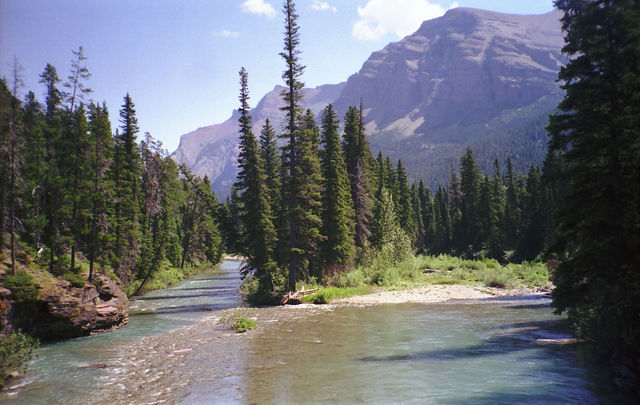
<box><xmin>503</xmin><ymin>156</ymin><xmax>520</xmax><ymax>251</ymax></box>
<box><xmin>259</xmin><ymin>118</ymin><xmax>281</xmax><ymax>216</ymax></box>
<box><xmin>86</xmin><ymin>102</ymin><xmax>113</xmax><ymax>281</ymax></box>
<box><xmin>279</xmin><ymin>0</ymin><xmax>306</xmax><ymax>290</ymax></box>
<box><xmin>112</xmin><ymin>93</ymin><xmax>141</xmax><ymax>283</ymax></box>
<box><xmin>39</xmin><ymin>64</ymin><xmax>64</xmax><ymax>274</ymax></box>
<box><xmin>548</xmin><ymin>0</ymin><xmax>640</xmax><ymax>387</ymax></box>
<box><xmin>394</xmin><ymin>160</ymin><xmax>415</xmax><ymax>241</ymax></box>
<box><xmin>459</xmin><ymin>147</ymin><xmax>480</xmax><ymax>252</ymax></box>
<box><xmin>235</xmin><ymin>68</ymin><xmax>277</xmax><ymax>291</ymax></box>
<box><xmin>343</xmin><ymin>104</ymin><xmax>373</xmax><ymax>251</ymax></box>
<box><xmin>320</xmin><ymin>104</ymin><xmax>354</xmax><ymax>273</ymax></box>
<box><xmin>295</xmin><ymin>110</ymin><xmax>324</xmax><ymax>278</ymax></box>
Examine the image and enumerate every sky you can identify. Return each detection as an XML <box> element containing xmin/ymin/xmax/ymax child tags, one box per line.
<box><xmin>0</xmin><ymin>0</ymin><xmax>555</xmax><ymax>153</ymax></box>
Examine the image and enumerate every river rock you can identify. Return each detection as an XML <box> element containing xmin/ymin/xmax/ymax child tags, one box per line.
<box><xmin>2</xmin><ymin>273</ymin><xmax>128</xmax><ymax>341</ymax></box>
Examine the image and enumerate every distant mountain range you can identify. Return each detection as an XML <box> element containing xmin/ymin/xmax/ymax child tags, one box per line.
<box><xmin>172</xmin><ymin>7</ymin><xmax>565</xmax><ymax>197</ymax></box>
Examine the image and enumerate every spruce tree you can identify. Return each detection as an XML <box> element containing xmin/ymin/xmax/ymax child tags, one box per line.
<box><xmin>320</xmin><ymin>104</ymin><xmax>355</xmax><ymax>273</ymax></box>
<box><xmin>459</xmin><ymin>147</ymin><xmax>480</xmax><ymax>253</ymax></box>
<box><xmin>295</xmin><ymin>109</ymin><xmax>324</xmax><ymax>278</ymax></box>
<box><xmin>279</xmin><ymin>0</ymin><xmax>307</xmax><ymax>290</ymax></box>
<box><xmin>86</xmin><ymin>102</ymin><xmax>114</xmax><ymax>281</ymax></box>
<box><xmin>235</xmin><ymin>68</ymin><xmax>277</xmax><ymax>291</ymax></box>
<box><xmin>113</xmin><ymin>93</ymin><xmax>141</xmax><ymax>283</ymax></box>
<box><xmin>548</xmin><ymin>0</ymin><xmax>640</xmax><ymax>383</ymax></box>
<box><xmin>394</xmin><ymin>160</ymin><xmax>415</xmax><ymax>241</ymax></box>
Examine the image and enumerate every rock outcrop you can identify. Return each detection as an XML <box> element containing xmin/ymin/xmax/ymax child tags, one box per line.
<box><xmin>1</xmin><ymin>273</ymin><xmax>128</xmax><ymax>341</ymax></box>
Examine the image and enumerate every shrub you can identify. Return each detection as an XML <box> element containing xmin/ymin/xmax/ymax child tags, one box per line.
<box><xmin>0</xmin><ymin>331</ymin><xmax>39</xmax><ymax>387</ymax></box>
<box><xmin>64</xmin><ymin>271</ymin><xmax>85</xmax><ymax>288</ymax></box>
<box><xmin>3</xmin><ymin>271</ymin><xmax>41</xmax><ymax>302</ymax></box>
<box><xmin>233</xmin><ymin>317</ymin><xmax>256</xmax><ymax>333</ymax></box>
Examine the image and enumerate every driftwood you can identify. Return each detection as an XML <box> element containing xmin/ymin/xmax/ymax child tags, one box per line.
<box><xmin>280</xmin><ymin>288</ymin><xmax>319</xmax><ymax>305</ymax></box>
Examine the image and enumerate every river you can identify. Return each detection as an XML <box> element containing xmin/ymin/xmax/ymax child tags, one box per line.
<box><xmin>1</xmin><ymin>260</ymin><xmax>633</xmax><ymax>404</ymax></box>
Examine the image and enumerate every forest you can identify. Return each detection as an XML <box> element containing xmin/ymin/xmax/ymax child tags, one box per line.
<box><xmin>1</xmin><ymin>0</ymin><xmax>639</xmax><ymax>397</ymax></box>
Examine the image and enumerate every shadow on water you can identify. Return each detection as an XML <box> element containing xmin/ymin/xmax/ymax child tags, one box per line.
<box><xmin>359</xmin><ymin>319</ymin><xmax>573</xmax><ymax>363</ymax></box>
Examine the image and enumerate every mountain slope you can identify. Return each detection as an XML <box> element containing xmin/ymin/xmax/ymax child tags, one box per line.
<box><xmin>173</xmin><ymin>7</ymin><xmax>565</xmax><ymax>196</ymax></box>
<box><xmin>172</xmin><ymin>83</ymin><xmax>344</xmax><ymax>195</ymax></box>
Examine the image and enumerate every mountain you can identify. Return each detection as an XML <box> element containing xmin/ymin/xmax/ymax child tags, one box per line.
<box><xmin>172</xmin><ymin>7</ymin><xmax>565</xmax><ymax>197</ymax></box>
<box><xmin>172</xmin><ymin>83</ymin><xmax>344</xmax><ymax>195</ymax></box>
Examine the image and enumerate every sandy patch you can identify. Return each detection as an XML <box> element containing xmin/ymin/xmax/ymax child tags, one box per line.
<box><xmin>333</xmin><ymin>285</ymin><xmax>549</xmax><ymax>305</ymax></box>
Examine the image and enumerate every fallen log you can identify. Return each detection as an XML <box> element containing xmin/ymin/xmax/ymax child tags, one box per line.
<box><xmin>280</xmin><ymin>288</ymin><xmax>319</xmax><ymax>305</ymax></box>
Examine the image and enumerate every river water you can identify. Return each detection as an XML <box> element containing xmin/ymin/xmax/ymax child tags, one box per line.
<box><xmin>1</xmin><ymin>260</ymin><xmax>633</xmax><ymax>404</ymax></box>
<box><xmin>0</xmin><ymin>260</ymin><xmax>243</xmax><ymax>404</ymax></box>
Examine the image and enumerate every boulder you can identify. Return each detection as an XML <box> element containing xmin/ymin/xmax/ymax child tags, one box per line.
<box><xmin>3</xmin><ymin>273</ymin><xmax>128</xmax><ymax>341</ymax></box>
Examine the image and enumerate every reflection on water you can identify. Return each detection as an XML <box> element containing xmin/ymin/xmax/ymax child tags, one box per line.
<box><xmin>0</xmin><ymin>260</ymin><xmax>243</xmax><ymax>404</ymax></box>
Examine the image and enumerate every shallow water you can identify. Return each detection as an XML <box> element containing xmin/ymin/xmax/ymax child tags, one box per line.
<box><xmin>1</xmin><ymin>262</ymin><xmax>633</xmax><ymax>404</ymax></box>
<box><xmin>0</xmin><ymin>260</ymin><xmax>243</xmax><ymax>403</ymax></box>
<box><xmin>184</xmin><ymin>296</ymin><xmax>632</xmax><ymax>404</ymax></box>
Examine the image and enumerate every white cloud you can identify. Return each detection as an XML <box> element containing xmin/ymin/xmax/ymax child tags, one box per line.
<box><xmin>242</xmin><ymin>0</ymin><xmax>276</xmax><ymax>18</ymax></box>
<box><xmin>311</xmin><ymin>0</ymin><xmax>337</xmax><ymax>12</ymax></box>
<box><xmin>353</xmin><ymin>0</ymin><xmax>458</xmax><ymax>41</ymax></box>
<box><xmin>214</xmin><ymin>30</ymin><xmax>240</xmax><ymax>39</ymax></box>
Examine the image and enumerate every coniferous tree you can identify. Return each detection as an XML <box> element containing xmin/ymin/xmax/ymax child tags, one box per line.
<box><xmin>394</xmin><ymin>160</ymin><xmax>415</xmax><ymax>241</ymax></box>
<box><xmin>459</xmin><ymin>147</ymin><xmax>480</xmax><ymax>253</ymax></box>
<box><xmin>39</xmin><ymin>63</ymin><xmax>64</xmax><ymax>274</ymax></box>
<box><xmin>516</xmin><ymin>166</ymin><xmax>545</xmax><ymax>261</ymax></box>
<box><xmin>279</xmin><ymin>0</ymin><xmax>305</xmax><ymax>290</ymax></box>
<box><xmin>320</xmin><ymin>104</ymin><xmax>354</xmax><ymax>273</ymax></box>
<box><xmin>548</xmin><ymin>2</ymin><xmax>640</xmax><ymax>381</ymax></box>
<box><xmin>63</xmin><ymin>46</ymin><xmax>92</xmax><ymax>112</ymax></box>
<box><xmin>259</xmin><ymin>118</ymin><xmax>281</xmax><ymax>218</ymax></box>
<box><xmin>234</xmin><ymin>68</ymin><xmax>277</xmax><ymax>290</ymax></box>
<box><xmin>503</xmin><ymin>156</ymin><xmax>520</xmax><ymax>251</ymax></box>
<box><xmin>418</xmin><ymin>181</ymin><xmax>435</xmax><ymax>253</ymax></box>
<box><xmin>295</xmin><ymin>109</ymin><xmax>324</xmax><ymax>278</ymax></box>
<box><xmin>112</xmin><ymin>93</ymin><xmax>141</xmax><ymax>283</ymax></box>
<box><xmin>86</xmin><ymin>102</ymin><xmax>114</xmax><ymax>281</ymax></box>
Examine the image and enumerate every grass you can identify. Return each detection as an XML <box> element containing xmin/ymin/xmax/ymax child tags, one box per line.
<box><xmin>293</xmin><ymin>254</ymin><xmax>550</xmax><ymax>305</ymax></box>
<box><xmin>300</xmin><ymin>286</ymin><xmax>372</xmax><ymax>304</ymax></box>
<box><xmin>233</xmin><ymin>317</ymin><xmax>257</xmax><ymax>333</ymax></box>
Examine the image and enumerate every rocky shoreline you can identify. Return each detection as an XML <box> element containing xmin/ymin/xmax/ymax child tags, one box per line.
<box><xmin>0</xmin><ymin>272</ymin><xmax>128</xmax><ymax>341</ymax></box>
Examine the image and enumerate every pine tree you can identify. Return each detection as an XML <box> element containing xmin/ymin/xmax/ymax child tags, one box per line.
<box><xmin>86</xmin><ymin>102</ymin><xmax>114</xmax><ymax>281</ymax></box>
<box><xmin>235</xmin><ymin>68</ymin><xmax>277</xmax><ymax>291</ymax></box>
<box><xmin>39</xmin><ymin>64</ymin><xmax>64</xmax><ymax>274</ymax></box>
<box><xmin>459</xmin><ymin>147</ymin><xmax>480</xmax><ymax>253</ymax></box>
<box><xmin>295</xmin><ymin>109</ymin><xmax>324</xmax><ymax>278</ymax></box>
<box><xmin>503</xmin><ymin>156</ymin><xmax>520</xmax><ymax>251</ymax></box>
<box><xmin>548</xmin><ymin>0</ymin><xmax>640</xmax><ymax>382</ymax></box>
<box><xmin>320</xmin><ymin>104</ymin><xmax>354</xmax><ymax>273</ymax></box>
<box><xmin>279</xmin><ymin>0</ymin><xmax>306</xmax><ymax>290</ymax></box>
<box><xmin>516</xmin><ymin>166</ymin><xmax>544</xmax><ymax>261</ymax></box>
<box><xmin>342</xmin><ymin>104</ymin><xmax>373</xmax><ymax>251</ymax></box>
<box><xmin>418</xmin><ymin>181</ymin><xmax>435</xmax><ymax>253</ymax></box>
<box><xmin>64</xmin><ymin>46</ymin><xmax>92</xmax><ymax>113</ymax></box>
<box><xmin>259</xmin><ymin>118</ymin><xmax>281</xmax><ymax>216</ymax></box>
<box><xmin>112</xmin><ymin>93</ymin><xmax>141</xmax><ymax>283</ymax></box>
<box><xmin>394</xmin><ymin>160</ymin><xmax>415</xmax><ymax>241</ymax></box>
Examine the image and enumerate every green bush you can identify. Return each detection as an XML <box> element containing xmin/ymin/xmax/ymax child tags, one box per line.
<box><xmin>64</xmin><ymin>271</ymin><xmax>85</xmax><ymax>288</ymax></box>
<box><xmin>0</xmin><ymin>331</ymin><xmax>39</xmax><ymax>387</ymax></box>
<box><xmin>3</xmin><ymin>271</ymin><xmax>41</xmax><ymax>302</ymax></box>
<box><xmin>233</xmin><ymin>317</ymin><xmax>256</xmax><ymax>333</ymax></box>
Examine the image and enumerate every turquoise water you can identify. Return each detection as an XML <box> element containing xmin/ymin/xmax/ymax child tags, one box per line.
<box><xmin>1</xmin><ymin>261</ymin><xmax>633</xmax><ymax>404</ymax></box>
<box><xmin>0</xmin><ymin>260</ymin><xmax>243</xmax><ymax>403</ymax></box>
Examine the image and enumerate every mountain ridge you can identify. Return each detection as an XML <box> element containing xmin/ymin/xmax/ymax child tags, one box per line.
<box><xmin>172</xmin><ymin>7</ymin><xmax>565</xmax><ymax>197</ymax></box>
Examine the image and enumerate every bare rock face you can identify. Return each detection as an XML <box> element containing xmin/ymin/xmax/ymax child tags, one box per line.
<box><xmin>2</xmin><ymin>274</ymin><xmax>128</xmax><ymax>341</ymax></box>
<box><xmin>173</xmin><ymin>8</ymin><xmax>565</xmax><ymax>196</ymax></box>
<box><xmin>334</xmin><ymin>8</ymin><xmax>564</xmax><ymax>134</ymax></box>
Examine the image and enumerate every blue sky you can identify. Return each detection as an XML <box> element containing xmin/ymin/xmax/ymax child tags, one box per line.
<box><xmin>0</xmin><ymin>0</ymin><xmax>555</xmax><ymax>152</ymax></box>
